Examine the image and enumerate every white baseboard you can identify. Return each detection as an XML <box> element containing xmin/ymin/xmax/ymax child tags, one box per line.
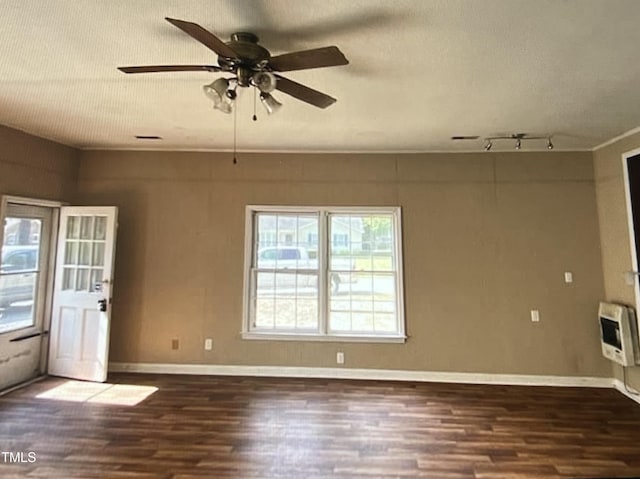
<box><xmin>612</xmin><ymin>379</ymin><xmax>640</xmax><ymax>405</ymax></box>
<box><xmin>108</xmin><ymin>362</ymin><xmax>613</xmax><ymax>388</ymax></box>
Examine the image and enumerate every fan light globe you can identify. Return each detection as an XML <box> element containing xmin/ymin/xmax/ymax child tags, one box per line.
<box><xmin>203</xmin><ymin>78</ymin><xmax>233</xmax><ymax>113</ymax></box>
<box><xmin>252</xmin><ymin>72</ymin><xmax>277</xmax><ymax>93</ymax></box>
<box><xmin>260</xmin><ymin>93</ymin><xmax>282</xmax><ymax>115</ymax></box>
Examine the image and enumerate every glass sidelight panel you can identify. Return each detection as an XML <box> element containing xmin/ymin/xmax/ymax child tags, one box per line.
<box><xmin>0</xmin><ymin>217</ymin><xmax>42</xmax><ymax>333</ymax></box>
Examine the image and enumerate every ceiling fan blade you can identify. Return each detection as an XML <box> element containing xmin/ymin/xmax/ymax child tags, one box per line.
<box><xmin>274</xmin><ymin>75</ymin><xmax>336</xmax><ymax>109</ymax></box>
<box><xmin>118</xmin><ymin>65</ymin><xmax>221</xmax><ymax>74</ymax></box>
<box><xmin>269</xmin><ymin>46</ymin><xmax>348</xmax><ymax>72</ymax></box>
<box><xmin>165</xmin><ymin>17</ymin><xmax>238</xmax><ymax>59</ymax></box>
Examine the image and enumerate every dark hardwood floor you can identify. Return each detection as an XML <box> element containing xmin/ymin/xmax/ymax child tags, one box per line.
<box><xmin>1</xmin><ymin>373</ymin><xmax>640</xmax><ymax>478</ymax></box>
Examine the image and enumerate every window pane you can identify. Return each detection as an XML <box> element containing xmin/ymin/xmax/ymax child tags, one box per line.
<box><xmin>371</xmin><ymin>216</ymin><xmax>393</xmax><ymax>252</ymax></box>
<box><xmin>1</xmin><ymin>249</ymin><xmax>38</xmax><ymax>272</ymax></box>
<box><xmin>327</xmin><ymin>212</ymin><xmax>399</xmax><ymax>334</ymax></box>
<box><xmin>274</xmin><ymin>298</ymin><xmax>296</xmax><ymax>329</ymax></box>
<box><xmin>255</xmin><ymin>213</ymin><xmax>318</xmax><ymax>270</ymax></box>
<box><xmin>255</xmin><ymin>297</ymin><xmax>275</xmax><ymax>329</ymax></box>
<box><xmin>90</xmin><ymin>269</ymin><xmax>104</xmax><ymax>292</ymax></box>
<box><xmin>257</xmin><ymin>215</ymin><xmax>277</xmax><ymax>248</ymax></box>
<box><xmin>65</xmin><ymin>241</ymin><xmax>78</xmax><ymax>265</ymax></box>
<box><xmin>92</xmin><ymin>242</ymin><xmax>105</xmax><ymax>266</ymax></box>
<box><xmin>248</xmin><ymin>208</ymin><xmax>403</xmax><ymax>339</ymax></box>
<box><xmin>62</xmin><ymin>267</ymin><xmax>75</xmax><ymax>290</ymax></box>
<box><xmin>254</xmin><ymin>271</ymin><xmax>318</xmax><ymax>331</ymax></box>
<box><xmin>94</xmin><ymin>216</ymin><xmax>107</xmax><ymax>240</ymax></box>
<box><xmin>78</xmin><ymin>242</ymin><xmax>92</xmax><ymax>266</ymax></box>
<box><xmin>329</xmin><ymin>272</ymin><xmax>397</xmax><ymax>334</ymax></box>
<box><xmin>276</xmin><ymin>215</ymin><xmax>296</xmax><ymax>247</ymax></box>
<box><xmin>0</xmin><ymin>217</ymin><xmax>42</xmax><ymax>333</ymax></box>
<box><xmin>330</xmin><ymin>312</ymin><xmax>351</xmax><ymax>331</ymax></box>
<box><xmin>0</xmin><ymin>272</ymin><xmax>37</xmax><ymax>332</ymax></box>
<box><xmin>352</xmin><ymin>312</ymin><xmax>374</xmax><ymax>331</ymax></box>
<box><xmin>80</xmin><ymin>216</ymin><xmax>94</xmax><ymax>240</ymax></box>
<box><xmin>372</xmin><ymin>255</ymin><xmax>394</xmax><ymax>272</ymax></box>
<box><xmin>330</xmin><ymin>215</ymin><xmax>362</xmax><ymax>257</ymax></box>
<box><xmin>76</xmin><ymin>268</ymin><xmax>89</xmax><ymax>291</ymax></box>
<box><xmin>374</xmin><ymin>313</ymin><xmax>397</xmax><ymax>332</ymax></box>
<box><xmin>67</xmin><ymin>216</ymin><xmax>80</xmax><ymax>239</ymax></box>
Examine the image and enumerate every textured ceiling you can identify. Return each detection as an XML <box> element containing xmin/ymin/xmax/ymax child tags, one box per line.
<box><xmin>1</xmin><ymin>0</ymin><xmax>640</xmax><ymax>152</ymax></box>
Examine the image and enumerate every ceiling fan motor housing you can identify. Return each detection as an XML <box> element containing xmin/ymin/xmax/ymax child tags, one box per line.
<box><xmin>218</xmin><ymin>32</ymin><xmax>271</xmax><ymax>85</ymax></box>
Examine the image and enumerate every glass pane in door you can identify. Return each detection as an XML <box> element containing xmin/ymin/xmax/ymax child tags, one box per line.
<box><xmin>61</xmin><ymin>215</ymin><xmax>108</xmax><ymax>293</ymax></box>
<box><xmin>0</xmin><ymin>217</ymin><xmax>42</xmax><ymax>333</ymax></box>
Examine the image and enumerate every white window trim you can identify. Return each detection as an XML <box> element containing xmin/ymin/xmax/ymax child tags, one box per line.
<box><xmin>241</xmin><ymin>205</ymin><xmax>406</xmax><ymax>343</ymax></box>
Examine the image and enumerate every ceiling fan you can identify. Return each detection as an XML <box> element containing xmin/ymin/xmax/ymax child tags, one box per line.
<box><xmin>118</xmin><ymin>17</ymin><xmax>349</xmax><ymax>114</ymax></box>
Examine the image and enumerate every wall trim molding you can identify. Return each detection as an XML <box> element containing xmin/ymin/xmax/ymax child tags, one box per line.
<box><xmin>593</xmin><ymin>125</ymin><xmax>640</xmax><ymax>151</ymax></box>
<box><xmin>612</xmin><ymin>379</ymin><xmax>640</xmax><ymax>405</ymax></box>
<box><xmin>109</xmin><ymin>362</ymin><xmax>613</xmax><ymax>388</ymax></box>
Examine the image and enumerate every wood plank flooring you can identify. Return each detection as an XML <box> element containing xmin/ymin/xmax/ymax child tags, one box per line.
<box><xmin>1</xmin><ymin>373</ymin><xmax>640</xmax><ymax>478</ymax></box>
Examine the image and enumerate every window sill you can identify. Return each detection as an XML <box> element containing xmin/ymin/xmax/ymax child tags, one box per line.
<box><xmin>241</xmin><ymin>331</ymin><xmax>407</xmax><ymax>344</ymax></box>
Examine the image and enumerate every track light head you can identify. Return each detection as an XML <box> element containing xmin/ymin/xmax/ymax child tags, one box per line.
<box><xmin>481</xmin><ymin>133</ymin><xmax>555</xmax><ymax>151</ymax></box>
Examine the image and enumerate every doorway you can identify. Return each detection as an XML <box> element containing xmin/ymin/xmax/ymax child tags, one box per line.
<box><xmin>0</xmin><ymin>197</ymin><xmax>118</xmax><ymax>391</ymax></box>
<box><xmin>0</xmin><ymin>201</ymin><xmax>55</xmax><ymax>391</ymax></box>
<box><xmin>622</xmin><ymin>150</ymin><xmax>640</xmax><ymax>314</ymax></box>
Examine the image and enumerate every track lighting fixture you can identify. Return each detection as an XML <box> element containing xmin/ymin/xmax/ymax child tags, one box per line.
<box><xmin>481</xmin><ymin>133</ymin><xmax>554</xmax><ymax>151</ymax></box>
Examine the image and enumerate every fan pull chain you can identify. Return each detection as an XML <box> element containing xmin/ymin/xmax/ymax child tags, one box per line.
<box><xmin>233</xmin><ymin>102</ymin><xmax>238</xmax><ymax>164</ymax></box>
<box><xmin>252</xmin><ymin>88</ymin><xmax>258</xmax><ymax>121</ymax></box>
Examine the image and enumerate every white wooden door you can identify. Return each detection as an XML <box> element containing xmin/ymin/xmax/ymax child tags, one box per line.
<box><xmin>48</xmin><ymin>207</ymin><xmax>118</xmax><ymax>382</ymax></box>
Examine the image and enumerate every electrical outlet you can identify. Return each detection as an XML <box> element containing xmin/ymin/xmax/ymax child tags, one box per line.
<box><xmin>564</xmin><ymin>272</ymin><xmax>573</xmax><ymax>283</ymax></box>
<box><xmin>530</xmin><ymin>310</ymin><xmax>540</xmax><ymax>322</ymax></box>
<box><xmin>171</xmin><ymin>338</ymin><xmax>180</xmax><ymax>350</ymax></box>
<box><xmin>336</xmin><ymin>352</ymin><xmax>345</xmax><ymax>364</ymax></box>
<box><xmin>204</xmin><ymin>338</ymin><xmax>213</xmax><ymax>350</ymax></box>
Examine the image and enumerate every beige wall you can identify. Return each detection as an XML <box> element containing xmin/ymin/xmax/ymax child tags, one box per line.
<box><xmin>0</xmin><ymin>125</ymin><xmax>78</xmax><ymax>201</ymax></box>
<box><xmin>594</xmin><ymin>131</ymin><xmax>640</xmax><ymax>388</ymax></box>
<box><xmin>76</xmin><ymin>150</ymin><xmax>609</xmax><ymax>377</ymax></box>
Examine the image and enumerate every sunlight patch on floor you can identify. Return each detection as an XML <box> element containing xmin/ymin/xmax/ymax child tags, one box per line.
<box><xmin>36</xmin><ymin>380</ymin><xmax>157</xmax><ymax>406</ymax></box>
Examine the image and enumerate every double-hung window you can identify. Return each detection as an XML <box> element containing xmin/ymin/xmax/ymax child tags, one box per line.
<box><xmin>243</xmin><ymin>206</ymin><xmax>405</xmax><ymax>342</ymax></box>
